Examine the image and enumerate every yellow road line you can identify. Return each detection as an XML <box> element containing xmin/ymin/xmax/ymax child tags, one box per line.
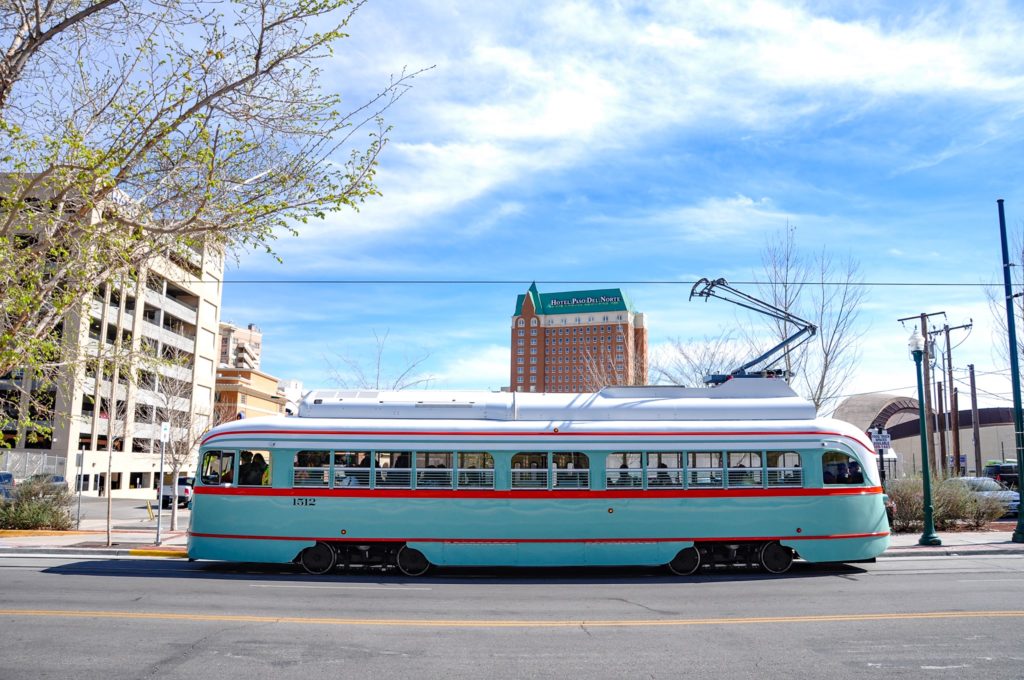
<box><xmin>4</xmin><ymin>610</ymin><xmax>1024</xmax><ymax>628</ymax></box>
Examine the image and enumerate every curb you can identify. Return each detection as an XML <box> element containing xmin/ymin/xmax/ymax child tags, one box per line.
<box><xmin>881</xmin><ymin>548</ymin><xmax>1024</xmax><ymax>558</ymax></box>
<box><xmin>0</xmin><ymin>546</ymin><xmax>187</xmax><ymax>558</ymax></box>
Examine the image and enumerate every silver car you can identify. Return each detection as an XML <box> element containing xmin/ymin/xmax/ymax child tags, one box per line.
<box><xmin>948</xmin><ymin>477</ymin><xmax>1020</xmax><ymax>517</ymax></box>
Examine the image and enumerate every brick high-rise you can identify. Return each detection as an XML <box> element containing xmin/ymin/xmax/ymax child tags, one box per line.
<box><xmin>510</xmin><ymin>283</ymin><xmax>647</xmax><ymax>392</ymax></box>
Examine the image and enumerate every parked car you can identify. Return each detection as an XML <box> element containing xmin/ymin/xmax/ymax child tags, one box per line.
<box><xmin>983</xmin><ymin>461</ymin><xmax>1019</xmax><ymax>490</ymax></box>
<box><xmin>0</xmin><ymin>472</ymin><xmax>14</xmax><ymax>500</ymax></box>
<box><xmin>26</xmin><ymin>474</ymin><xmax>67</xmax><ymax>490</ymax></box>
<box><xmin>946</xmin><ymin>476</ymin><xmax>1019</xmax><ymax>517</ymax></box>
<box><xmin>160</xmin><ymin>477</ymin><xmax>194</xmax><ymax>509</ymax></box>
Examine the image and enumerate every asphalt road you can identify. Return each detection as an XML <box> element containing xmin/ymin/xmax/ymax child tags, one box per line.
<box><xmin>1</xmin><ymin>553</ymin><xmax>1023</xmax><ymax>680</ymax></box>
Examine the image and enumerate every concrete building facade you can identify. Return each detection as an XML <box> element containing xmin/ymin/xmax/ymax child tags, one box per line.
<box><xmin>509</xmin><ymin>283</ymin><xmax>647</xmax><ymax>392</ymax></box>
<box><xmin>215</xmin><ymin>367</ymin><xmax>285</xmax><ymax>422</ymax></box>
<box><xmin>219</xmin><ymin>322</ymin><xmax>262</xmax><ymax>369</ymax></box>
<box><xmin>1</xmin><ymin>247</ymin><xmax>223</xmax><ymax>498</ymax></box>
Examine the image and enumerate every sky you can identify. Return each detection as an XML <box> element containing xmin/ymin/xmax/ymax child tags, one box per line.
<box><xmin>221</xmin><ymin>0</ymin><xmax>1024</xmax><ymax>415</ymax></box>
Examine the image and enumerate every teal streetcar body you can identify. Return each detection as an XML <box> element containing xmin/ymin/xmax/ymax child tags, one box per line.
<box><xmin>189</xmin><ymin>379</ymin><xmax>889</xmax><ymax>575</ymax></box>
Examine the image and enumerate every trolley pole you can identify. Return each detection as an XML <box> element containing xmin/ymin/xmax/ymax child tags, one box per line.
<box><xmin>997</xmin><ymin>200</ymin><xmax>1024</xmax><ymax>544</ymax></box>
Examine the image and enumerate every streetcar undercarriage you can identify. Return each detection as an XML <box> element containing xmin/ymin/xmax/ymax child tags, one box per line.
<box><xmin>295</xmin><ymin>540</ymin><xmax>797</xmax><ymax>576</ymax></box>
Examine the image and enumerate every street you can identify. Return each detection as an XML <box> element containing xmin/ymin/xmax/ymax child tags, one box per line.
<box><xmin>0</xmin><ymin>552</ymin><xmax>1022</xmax><ymax>680</ymax></box>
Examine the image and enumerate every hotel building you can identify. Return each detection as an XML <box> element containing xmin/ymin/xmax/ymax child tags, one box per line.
<box><xmin>510</xmin><ymin>283</ymin><xmax>647</xmax><ymax>392</ymax></box>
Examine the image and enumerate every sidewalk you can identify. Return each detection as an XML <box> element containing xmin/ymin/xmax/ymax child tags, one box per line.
<box><xmin>0</xmin><ymin>516</ymin><xmax>188</xmax><ymax>558</ymax></box>
<box><xmin>2</xmin><ymin>521</ymin><xmax>1023</xmax><ymax>560</ymax></box>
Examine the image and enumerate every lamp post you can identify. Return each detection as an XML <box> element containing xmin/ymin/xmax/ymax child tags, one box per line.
<box><xmin>909</xmin><ymin>329</ymin><xmax>941</xmax><ymax>546</ymax></box>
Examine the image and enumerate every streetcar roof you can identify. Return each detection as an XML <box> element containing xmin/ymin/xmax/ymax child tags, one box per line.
<box><xmin>296</xmin><ymin>377</ymin><xmax>816</xmax><ymax>422</ymax></box>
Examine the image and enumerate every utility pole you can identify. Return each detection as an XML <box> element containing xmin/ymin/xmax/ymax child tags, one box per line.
<box><xmin>936</xmin><ymin>381</ymin><xmax>947</xmax><ymax>474</ymax></box>
<box><xmin>951</xmin><ymin>387</ymin><xmax>962</xmax><ymax>476</ymax></box>
<box><xmin>899</xmin><ymin>312</ymin><xmax>945</xmax><ymax>473</ymax></box>
<box><xmin>928</xmin><ymin>321</ymin><xmax>972</xmax><ymax>476</ymax></box>
<box><xmin>969</xmin><ymin>364</ymin><xmax>982</xmax><ymax>475</ymax></box>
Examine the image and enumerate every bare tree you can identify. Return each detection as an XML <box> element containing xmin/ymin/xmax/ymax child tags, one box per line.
<box><xmin>651</xmin><ymin>332</ymin><xmax>748</xmax><ymax>387</ymax></box>
<box><xmin>755</xmin><ymin>227</ymin><xmax>867</xmax><ymax>412</ymax></box>
<box><xmin>150</xmin><ymin>347</ymin><xmax>209</xmax><ymax>533</ymax></box>
<box><xmin>326</xmin><ymin>329</ymin><xmax>434</xmax><ymax>390</ymax></box>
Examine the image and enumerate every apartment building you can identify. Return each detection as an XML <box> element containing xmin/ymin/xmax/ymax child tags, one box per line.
<box><xmin>219</xmin><ymin>322</ymin><xmax>262</xmax><ymax>370</ymax></box>
<box><xmin>509</xmin><ymin>283</ymin><xmax>647</xmax><ymax>392</ymax></box>
<box><xmin>214</xmin><ymin>367</ymin><xmax>285</xmax><ymax>422</ymax></box>
<box><xmin>2</xmin><ymin>248</ymin><xmax>223</xmax><ymax>498</ymax></box>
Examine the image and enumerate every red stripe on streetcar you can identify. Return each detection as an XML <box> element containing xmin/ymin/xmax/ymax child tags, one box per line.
<box><xmin>189</xmin><ymin>531</ymin><xmax>890</xmax><ymax>543</ymax></box>
<box><xmin>193</xmin><ymin>485</ymin><xmax>883</xmax><ymax>499</ymax></box>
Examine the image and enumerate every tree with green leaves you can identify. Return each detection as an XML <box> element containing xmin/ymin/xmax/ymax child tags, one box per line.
<box><xmin>1</xmin><ymin>0</ymin><xmax>423</xmax><ymax>435</ymax></box>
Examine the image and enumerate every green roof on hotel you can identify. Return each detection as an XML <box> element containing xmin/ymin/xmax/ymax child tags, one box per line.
<box><xmin>514</xmin><ymin>283</ymin><xmax>634</xmax><ymax>316</ymax></box>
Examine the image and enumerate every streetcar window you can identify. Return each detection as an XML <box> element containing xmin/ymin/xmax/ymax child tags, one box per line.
<box><xmin>238</xmin><ymin>450</ymin><xmax>270</xmax><ymax>486</ymax></box>
<box><xmin>727</xmin><ymin>451</ymin><xmax>762</xmax><ymax>487</ymax></box>
<box><xmin>511</xmin><ymin>453</ymin><xmax>548</xmax><ymax>488</ymax></box>
<box><xmin>553</xmin><ymin>452</ymin><xmax>589</xmax><ymax>488</ymax></box>
<box><xmin>376</xmin><ymin>451</ymin><xmax>412</xmax><ymax>488</ymax></box>
<box><xmin>647</xmin><ymin>452</ymin><xmax>683</xmax><ymax>488</ymax></box>
<box><xmin>457</xmin><ymin>452</ymin><xmax>494</xmax><ymax>489</ymax></box>
<box><xmin>607</xmin><ymin>452</ymin><xmax>642</xmax><ymax>487</ymax></box>
<box><xmin>822</xmin><ymin>451</ymin><xmax>863</xmax><ymax>485</ymax></box>
<box><xmin>334</xmin><ymin>451</ymin><xmax>370</xmax><ymax>487</ymax></box>
<box><xmin>201</xmin><ymin>450</ymin><xmax>235</xmax><ymax>485</ymax></box>
<box><xmin>687</xmin><ymin>451</ymin><xmax>723</xmax><ymax>488</ymax></box>
<box><xmin>294</xmin><ymin>451</ymin><xmax>330</xmax><ymax>488</ymax></box>
<box><xmin>767</xmin><ymin>451</ymin><xmax>802</xmax><ymax>487</ymax></box>
<box><xmin>417</xmin><ymin>452</ymin><xmax>453</xmax><ymax>488</ymax></box>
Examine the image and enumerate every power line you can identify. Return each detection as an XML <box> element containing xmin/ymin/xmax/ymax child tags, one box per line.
<box><xmin>212</xmin><ymin>279</ymin><xmax>1016</xmax><ymax>286</ymax></box>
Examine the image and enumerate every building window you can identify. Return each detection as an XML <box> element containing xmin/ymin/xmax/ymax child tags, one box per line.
<box><xmin>530</xmin><ymin>348</ymin><xmax>537</xmax><ymax>355</ymax></box>
<box><xmin>517</xmin><ymin>377</ymin><xmax>524</xmax><ymax>384</ymax></box>
<box><xmin>518</xmin><ymin>330</ymin><xmax>524</xmax><ymax>337</ymax></box>
<box><xmin>530</xmin><ymin>357</ymin><xmax>536</xmax><ymax>364</ymax></box>
<box><xmin>517</xmin><ymin>339</ymin><xmax>524</xmax><ymax>346</ymax></box>
<box><xmin>531</xmin><ymin>329</ymin><xmax>537</xmax><ymax>336</ymax></box>
<box><xmin>530</xmin><ymin>339</ymin><xmax>537</xmax><ymax>345</ymax></box>
<box><xmin>517</xmin><ymin>367</ymin><xmax>524</xmax><ymax>374</ymax></box>
<box><xmin>517</xmin><ymin>357</ymin><xmax>524</xmax><ymax>365</ymax></box>
<box><xmin>517</xmin><ymin>318</ymin><xmax>525</xmax><ymax>327</ymax></box>
<box><xmin>531</xmin><ymin>318</ymin><xmax>539</xmax><ymax>327</ymax></box>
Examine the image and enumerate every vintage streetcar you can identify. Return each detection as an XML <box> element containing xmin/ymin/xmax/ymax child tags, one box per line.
<box><xmin>188</xmin><ymin>377</ymin><xmax>889</xmax><ymax>576</ymax></box>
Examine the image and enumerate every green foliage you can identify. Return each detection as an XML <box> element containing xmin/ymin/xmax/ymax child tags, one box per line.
<box><xmin>0</xmin><ymin>477</ymin><xmax>73</xmax><ymax>530</ymax></box>
<box><xmin>1</xmin><ymin>0</ymin><xmax>425</xmax><ymax>398</ymax></box>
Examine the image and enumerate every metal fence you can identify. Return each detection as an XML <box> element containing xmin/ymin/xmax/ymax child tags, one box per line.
<box><xmin>0</xmin><ymin>450</ymin><xmax>67</xmax><ymax>480</ymax></box>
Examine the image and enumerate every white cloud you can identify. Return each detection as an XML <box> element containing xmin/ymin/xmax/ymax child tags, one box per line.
<box><xmin>431</xmin><ymin>344</ymin><xmax>510</xmax><ymax>390</ymax></box>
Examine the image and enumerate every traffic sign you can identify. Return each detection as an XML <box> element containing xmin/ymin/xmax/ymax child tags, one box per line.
<box><xmin>160</xmin><ymin>421</ymin><xmax>170</xmax><ymax>443</ymax></box>
<box><xmin>871</xmin><ymin>432</ymin><xmax>891</xmax><ymax>450</ymax></box>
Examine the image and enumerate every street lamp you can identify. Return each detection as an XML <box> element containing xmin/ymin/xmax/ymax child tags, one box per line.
<box><xmin>909</xmin><ymin>329</ymin><xmax>941</xmax><ymax>546</ymax></box>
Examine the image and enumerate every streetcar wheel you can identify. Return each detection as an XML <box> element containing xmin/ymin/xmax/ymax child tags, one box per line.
<box><xmin>395</xmin><ymin>545</ymin><xmax>430</xmax><ymax>577</ymax></box>
<box><xmin>759</xmin><ymin>542</ymin><xmax>794</xmax><ymax>574</ymax></box>
<box><xmin>667</xmin><ymin>546</ymin><xmax>701</xmax><ymax>576</ymax></box>
<box><xmin>300</xmin><ymin>542</ymin><xmax>336</xmax><ymax>575</ymax></box>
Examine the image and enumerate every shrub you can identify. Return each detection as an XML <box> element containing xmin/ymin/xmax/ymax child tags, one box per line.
<box><xmin>0</xmin><ymin>477</ymin><xmax>73</xmax><ymax>530</ymax></box>
<box><xmin>887</xmin><ymin>477</ymin><xmax>924</xmax><ymax>533</ymax></box>
<box><xmin>885</xmin><ymin>475</ymin><xmax>1011</xmax><ymax>532</ymax></box>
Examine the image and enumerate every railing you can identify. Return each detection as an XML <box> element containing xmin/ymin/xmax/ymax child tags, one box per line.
<box><xmin>687</xmin><ymin>468</ymin><xmax>723</xmax><ymax>488</ymax></box>
<box><xmin>294</xmin><ymin>466</ymin><xmax>329</xmax><ymax>488</ymax></box>
<box><xmin>334</xmin><ymin>467</ymin><xmax>370</xmax><ymax>487</ymax></box>
<box><xmin>457</xmin><ymin>468</ymin><xmax>494</xmax><ymax>489</ymax></box>
<box><xmin>606</xmin><ymin>469</ymin><xmax>642</xmax><ymax>487</ymax></box>
<box><xmin>727</xmin><ymin>468</ymin><xmax>763</xmax><ymax>487</ymax></box>
<box><xmin>767</xmin><ymin>467</ymin><xmax>803</xmax><ymax>487</ymax></box>
<box><xmin>554</xmin><ymin>469</ymin><xmax>590</xmax><ymax>488</ymax></box>
<box><xmin>376</xmin><ymin>468</ymin><xmax>411</xmax><ymax>488</ymax></box>
<box><xmin>417</xmin><ymin>468</ymin><xmax>453</xmax><ymax>488</ymax></box>
<box><xmin>511</xmin><ymin>469</ymin><xmax>548</xmax><ymax>489</ymax></box>
<box><xmin>646</xmin><ymin>467</ymin><xmax>684</xmax><ymax>488</ymax></box>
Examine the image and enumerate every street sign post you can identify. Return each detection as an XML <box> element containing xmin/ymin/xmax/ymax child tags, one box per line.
<box><xmin>156</xmin><ymin>421</ymin><xmax>169</xmax><ymax>545</ymax></box>
<box><xmin>870</xmin><ymin>429</ymin><xmax>891</xmax><ymax>484</ymax></box>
